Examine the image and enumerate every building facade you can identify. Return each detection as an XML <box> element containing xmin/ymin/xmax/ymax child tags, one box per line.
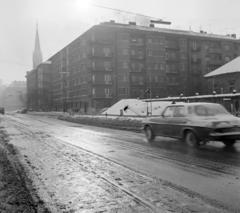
<box><xmin>26</xmin><ymin>61</ymin><xmax>52</xmax><ymax>111</ymax></box>
<box><xmin>2</xmin><ymin>81</ymin><xmax>26</xmax><ymax>111</ymax></box>
<box><xmin>27</xmin><ymin>21</ymin><xmax>240</xmax><ymax>113</ymax></box>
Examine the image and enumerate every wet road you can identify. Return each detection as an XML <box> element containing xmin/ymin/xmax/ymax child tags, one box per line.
<box><xmin>2</xmin><ymin>113</ymin><xmax>240</xmax><ymax>212</ymax></box>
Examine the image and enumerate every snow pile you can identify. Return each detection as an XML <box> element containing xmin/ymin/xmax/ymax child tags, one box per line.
<box><xmin>103</xmin><ymin>99</ymin><xmax>173</xmax><ymax>117</ymax></box>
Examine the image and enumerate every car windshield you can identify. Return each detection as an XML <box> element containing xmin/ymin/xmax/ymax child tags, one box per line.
<box><xmin>194</xmin><ymin>104</ymin><xmax>229</xmax><ymax>116</ymax></box>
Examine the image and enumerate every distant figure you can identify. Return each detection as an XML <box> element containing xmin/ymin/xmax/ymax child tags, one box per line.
<box><xmin>68</xmin><ymin>108</ymin><xmax>74</xmax><ymax>116</ymax></box>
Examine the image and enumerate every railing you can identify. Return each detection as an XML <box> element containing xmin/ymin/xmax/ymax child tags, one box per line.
<box><xmin>88</xmin><ymin>39</ymin><xmax>113</xmax><ymax>45</ymax></box>
<box><xmin>207</xmin><ymin>59</ymin><xmax>222</xmax><ymax>65</ymax></box>
<box><xmin>165</xmin><ymin>45</ymin><xmax>179</xmax><ymax>50</ymax></box>
<box><xmin>166</xmin><ymin>70</ymin><xmax>179</xmax><ymax>74</ymax></box>
<box><xmin>88</xmin><ymin>66</ymin><xmax>113</xmax><ymax>72</ymax></box>
<box><xmin>130</xmin><ymin>42</ymin><xmax>145</xmax><ymax>46</ymax></box>
<box><xmin>191</xmin><ymin>46</ymin><xmax>201</xmax><ymax>51</ymax></box>
<box><xmin>88</xmin><ymin>94</ymin><xmax>114</xmax><ymax>98</ymax></box>
<box><xmin>87</xmin><ymin>52</ymin><xmax>113</xmax><ymax>58</ymax></box>
<box><xmin>167</xmin><ymin>82</ymin><xmax>180</xmax><ymax>86</ymax></box>
<box><xmin>191</xmin><ymin>58</ymin><xmax>202</xmax><ymax>63</ymax></box>
<box><xmin>88</xmin><ymin>80</ymin><xmax>113</xmax><ymax>85</ymax></box>
<box><xmin>209</xmin><ymin>48</ymin><xmax>221</xmax><ymax>53</ymax></box>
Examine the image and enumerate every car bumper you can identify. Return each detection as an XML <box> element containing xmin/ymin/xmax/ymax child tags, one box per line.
<box><xmin>210</xmin><ymin>132</ymin><xmax>240</xmax><ymax>140</ymax></box>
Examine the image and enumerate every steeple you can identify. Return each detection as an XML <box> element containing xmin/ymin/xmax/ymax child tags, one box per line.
<box><xmin>33</xmin><ymin>22</ymin><xmax>43</xmax><ymax>69</ymax></box>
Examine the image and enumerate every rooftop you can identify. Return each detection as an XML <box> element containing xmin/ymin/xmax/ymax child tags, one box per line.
<box><xmin>101</xmin><ymin>21</ymin><xmax>237</xmax><ymax>41</ymax></box>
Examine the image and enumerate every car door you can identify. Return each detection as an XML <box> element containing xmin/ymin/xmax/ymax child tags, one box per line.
<box><xmin>170</xmin><ymin>106</ymin><xmax>188</xmax><ymax>138</ymax></box>
<box><xmin>152</xmin><ymin>106</ymin><xmax>175</xmax><ymax>136</ymax></box>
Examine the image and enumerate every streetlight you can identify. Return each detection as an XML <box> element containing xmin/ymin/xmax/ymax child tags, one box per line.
<box><xmin>212</xmin><ymin>91</ymin><xmax>217</xmax><ymax>103</ymax></box>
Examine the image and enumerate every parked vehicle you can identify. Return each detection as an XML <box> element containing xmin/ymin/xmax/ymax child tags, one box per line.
<box><xmin>20</xmin><ymin>108</ymin><xmax>27</xmax><ymax>114</ymax></box>
<box><xmin>0</xmin><ymin>107</ymin><xmax>4</xmax><ymax>115</ymax></box>
<box><xmin>142</xmin><ymin>102</ymin><xmax>240</xmax><ymax>148</ymax></box>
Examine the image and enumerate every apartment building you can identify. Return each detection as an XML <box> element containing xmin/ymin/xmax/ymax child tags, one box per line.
<box><xmin>26</xmin><ymin>61</ymin><xmax>52</xmax><ymax>111</ymax></box>
<box><xmin>46</xmin><ymin>21</ymin><xmax>240</xmax><ymax>112</ymax></box>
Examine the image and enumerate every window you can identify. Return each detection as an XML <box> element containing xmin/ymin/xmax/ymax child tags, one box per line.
<box><xmin>103</xmin><ymin>47</ymin><xmax>110</xmax><ymax>55</ymax></box>
<box><xmin>192</xmin><ymin>42</ymin><xmax>197</xmax><ymax>49</ymax></box>
<box><xmin>92</xmin><ymin>75</ymin><xmax>95</xmax><ymax>82</ymax></box>
<box><xmin>104</xmin><ymin>61</ymin><xmax>111</xmax><ymax>68</ymax></box>
<box><xmin>166</xmin><ymin>52</ymin><xmax>169</xmax><ymax>60</ymax></box>
<box><xmin>225</xmin><ymin>56</ymin><xmax>230</xmax><ymax>62</ymax></box>
<box><xmin>205</xmin><ymin>43</ymin><xmax>209</xmax><ymax>49</ymax></box>
<box><xmin>147</xmin><ymin>50</ymin><xmax>153</xmax><ymax>56</ymax></box>
<box><xmin>105</xmin><ymin>74</ymin><xmax>111</xmax><ymax>81</ymax></box>
<box><xmin>138</xmin><ymin>38</ymin><xmax>143</xmax><ymax>45</ymax></box>
<box><xmin>163</xmin><ymin>107</ymin><xmax>174</xmax><ymax>117</ymax></box>
<box><xmin>131</xmin><ymin>49</ymin><xmax>135</xmax><ymax>55</ymax></box>
<box><xmin>123</xmin><ymin>61</ymin><xmax>129</xmax><ymax>68</ymax></box>
<box><xmin>173</xmin><ymin>106</ymin><xmax>186</xmax><ymax>117</ymax></box>
<box><xmin>120</xmin><ymin>88</ymin><xmax>129</xmax><ymax>95</ymax></box>
<box><xmin>225</xmin><ymin>44</ymin><xmax>230</xmax><ymax>50</ymax></box>
<box><xmin>123</xmin><ymin>48</ymin><xmax>129</xmax><ymax>55</ymax></box>
<box><xmin>92</xmin><ymin>88</ymin><xmax>95</xmax><ymax>95</ymax></box>
<box><xmin>139</xmin><ymin>76</ymin><xmax>144</xmax><ymax>83</ymax></box>
<box><xmin>148</xmin><ymin>76</ymin><xmax>152</xmax><ymax>82</ymax></box>
<box><xmin>172</xmin><ymin>52</ymin><xmax>176</xmax><ymax>58</ymax></box>
<box><xmin>131</xmin><ymin>62</ymin><xmax>135</xmax><ymax>69</ymax></box>
<box><xmin>160</xmin><ymin>63</ymin><xmax>164</xmax><ymax>70</ymax></box>
<box><xmin>193</xmin><ymin>65</ymin><xmax>198</xmax><ymax>72</ymax></box>
<box><xmin>155</xmin><ymin>76</ymin><xmax>158</xmax><ymax>82</ymax></box>
<box><xmin>166</xmin><ymin>64</ymin><xmax>169</xmax><ymax>71</ymax></box>
<box><xmin>181</xmin><ymin>53</ymin><xmax>186</xmax><ymax>58</ymax></box>
<box><xmin>139</xmin><ymin>63</ymin><xmax>143</xmax><ymax>70</ymax></box>
<box><xmin>180</xmin><ymin>40</ymin><xmax>186</xmax><ymax>46</ymax></box>
<box><xmin>192</xmin><ymin>54</ymin><xmax>197</xmax><ymax>60</ymax></box>
<box><xmin>147</xmin><ymin>38</ymin><xmax>152</xmax><ymax>43</ymax></box>
<box><xmin>139</xmin><ymin>50</ymin><xmax>143</xmax><ymax>58</ymax></box>
<box><xmin>132</xmin><ymin>76</ymin><xmax>136</xmax><ymax>82</ymax></box>
<box><xmin>154</xmin><ymin>63</ymin><xmax>158</xmax><ymax>70</ymax></box>
<box><xmin>205</xmin><ymin>67</ymin><xmax>211</xmax><ymax>73</ymax></box>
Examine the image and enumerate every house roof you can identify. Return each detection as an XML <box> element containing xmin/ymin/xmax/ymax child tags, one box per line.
<box><xmin>204</xmin><ymin>56</ymin><xmax>240</xmax><ymax>78</ymax></box>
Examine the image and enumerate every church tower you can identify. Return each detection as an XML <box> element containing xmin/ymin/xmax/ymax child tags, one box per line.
<box><xmin>33</xmin><ymin>23</ymin><xmax>43</xmax><ymax>69</ymax></box>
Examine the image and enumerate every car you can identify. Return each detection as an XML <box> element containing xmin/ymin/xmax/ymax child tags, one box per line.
<box><xmin>0</xmin><ymin>107</ymin><xmax>4</xmax><ymax>115</ymax></box>
<box><xmin>142</xmin><ymin>102</ymin><xmax>240</xmax><ymax>148</ymax></box>
<box><xmin>20</xmin><ymin>108</ymin><xmax>27</xmax><ymax>113</ymax></box>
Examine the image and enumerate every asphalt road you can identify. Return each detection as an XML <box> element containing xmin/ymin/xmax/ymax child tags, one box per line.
<box><xmin>2</xmin><ymin>113</ymin><xmax>240</xmax><ymax>212</ymax></box>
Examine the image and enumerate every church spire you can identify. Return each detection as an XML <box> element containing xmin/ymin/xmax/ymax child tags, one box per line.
<box><xmin>33</xmin><ymin>22</ymin><xmax>43</xmax><ymax>69</ymax></box>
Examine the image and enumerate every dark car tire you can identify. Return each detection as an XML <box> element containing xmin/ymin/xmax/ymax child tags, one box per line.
<box><xmin>185</xmin><ymin>131</ymin><xmax>199</xmax><ymax>148</ymax></box>
<box><xmin>223</xmin><ymin>140</ymin><xmax>236</xmax><ymax>147</ymax></box>
<box><xmin>145</xmin><ymin>126</ymin><xmax>155</xmax><ymax>142</ymax></box>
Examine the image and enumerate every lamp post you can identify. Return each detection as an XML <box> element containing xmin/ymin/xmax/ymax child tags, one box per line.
<box><xmin>212</xmin><ymin>91</ymin><xmax>216</xmax><ymax>103</ymax></box>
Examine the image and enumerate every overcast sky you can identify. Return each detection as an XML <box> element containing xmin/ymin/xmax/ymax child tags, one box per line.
<box><xmin>1</xmin><ymin>0</ymin><xmax>240</xmax><ymax>85</ymax></box>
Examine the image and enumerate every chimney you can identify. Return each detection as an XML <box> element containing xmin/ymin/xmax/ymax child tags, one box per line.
<box><xmin>129</xmin><ymin>22</ymin><xmax>136</xmax><ymax>26</ymax></box>
<box><xmin>110</xmin><ymin>20</ymin><xmax>115</xmax><ymax>23</ymax></box>
<box><xmin>231</xmin><ymin>34</ymin><xmax>236</xmax><ymax>38</ymax></box>
<box><xmin>200</xmin><ymin>30</ymin><xmax>204</xmax><ymax>33</ymax></box>
<box><xmin>149</xmin><ymin>24</ymin><xmax>155</xmax><ymax>28</ymax></box>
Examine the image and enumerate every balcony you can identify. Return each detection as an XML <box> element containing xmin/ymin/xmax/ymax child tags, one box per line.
<box><xmin>166</xmin><ymin>70</ymin><xmax>179</xmax><ymax>74</ymax></box>
<box><xmin>167</xmin><ymin>82</ymin><xmax>180</xmax><ymax>86</ymax></box>
<box><xmin>87</xmin><ymin>52</ymin><xmax>113</xmax><ymax>58</ymax></box>
<box><xmin>130</xmin><ymin>42</ymin><xmax>145</xmax><ymax>46</ymax></box>
<box><xmin>191</xmin><ymin>46</ymin><xmax>201</xmax><ymax>51</ymax></box>
<box><xmin>130</xmin><ymin>55</ymin><xmax>145</xmax><ymax>60</ymax></box>
<box><xmin>191</xmin><ymin>58</ymin><xmax>202</xmax><ymax>63</ymax></box>
<box><xmin>165</xmin><ymin>57</ymin><xmax>179</xmax><ymax>62</ymax></box>
<box><xmin>88</xmin><ymin>94</ymin><xmax>114</xmax><ymax>99</ymax></box>
<box><xmin>207</xmin><ymin>59</ymin><xmax>222</xmax><ymax>65</ymax></box>
<box><xmin>88</xmin><ymin>39</ymin><xmax>113</xmax><ymax>45</ymax></box>
<box><xmin>165</xmin><ymin>45</ymin><xmax>179</xmax><ymax>50</ymax></box>
<box><xmin>209</xmin><ymin>48</ymin><xmax>221</xmax><ymax>54</ymax></box>
<box><xmin>88</xmin><ymin>66</ymin><xmax>113</xmax><ymax>72</ymax></box>
<box><xmin>131</xmin><ymin>81</ymin><xmax>144</xmax><ymax>85</ymax></box>
<box><xmin>88</xmin><ymin>80</ymin><xmax>113</xmax><ymax>85</ymax></box>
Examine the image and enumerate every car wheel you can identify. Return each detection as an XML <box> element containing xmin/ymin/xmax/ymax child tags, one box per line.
<box><xmin>185</xmin><ymin>131</ymin><xmax>199</xmax><ymax>148</ymax></box>
<box><xmin>223</xmin><ymin>140</ymin><xmax>236</xmax><ymax>147</ymax></box>
<box><xmin>145</xmin><ymin>126</ymin><xmax>155</xmax><ymax>142</ymax></box>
